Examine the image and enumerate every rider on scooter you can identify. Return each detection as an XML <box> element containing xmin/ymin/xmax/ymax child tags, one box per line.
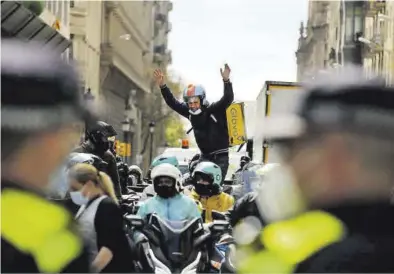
<box><xmin>189</xmin><ymin>161</ymin><xmax>234</xmax><ymax>223</ymax></box>
<box><xmin>128</xmin><ymin>165</ymin><xmax>143</xmax><ymax>186</ymax></box>
<box><xmin>137</xmin><ymin>163</ymin><xmax>201</xmax><ymax>221</ymax></box>
<box><xmin>154</xmin><ymin>65</ymin><xmax>234</xmax><ymax>183</ymax></box>
<box><xmin>140</xmin><ymin>155</ymin><xmax>180</xmax><ymax>200</ymax></box>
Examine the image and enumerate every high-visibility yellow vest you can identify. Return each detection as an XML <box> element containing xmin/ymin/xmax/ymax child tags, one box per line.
<box><xmin>1</xmin><ymin>188</ymin><xmax>83</xmax><ymax>273</ymax></box>
<box><xmin>238</xmin><ymin>210</ymin><xmax>346</xmax><ymax>273</ymax></box>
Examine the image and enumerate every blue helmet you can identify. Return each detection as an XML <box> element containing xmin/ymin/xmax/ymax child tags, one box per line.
<box><xmin>183</xmin><ymin>84</ymin><xmax>206</xmax><ymax>104</ymax></box>
<box><xmin>192</xmin><ymin>161</ymin><xmax>222</xmax><ymax>186</ymax></box>
<box><xmin>150</xmin><ymin>155</ymin><xmax>179</xmax><ymax>169</ymax></box>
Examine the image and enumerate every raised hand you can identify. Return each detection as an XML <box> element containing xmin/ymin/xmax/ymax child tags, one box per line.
<box><xmin>220</xmin><ymin>64</ymin><xmax>231</xmax><ymax>81</ymax></box>
<box><xmin>153</xmin><ymin>69</ymin><xmax>165</xmax><ymax>87</ymax></box>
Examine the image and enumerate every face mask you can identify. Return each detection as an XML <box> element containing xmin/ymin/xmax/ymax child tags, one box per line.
<box><xmin>194</xmin><ymin>183</ymin><xmax>213</xmax><ymax>197</ymax></box>
<box><xmin>70</xmin><ymin>191</ymin><xmax>89</xmax><ymax>206</ymax></box>
<box><xmin>189</xmin><ymin>108</ymin><xmax>202</xmax><ymax>115</ymax></box>
<box><xmin>154</xmin><ymin>177</ymin><xmax>177</xmax><ymax>198</ymax></box>
<box><xmin>255</xmin><ymin>164</ymin><xmax>307</xmax><ymax>223</ymax></box>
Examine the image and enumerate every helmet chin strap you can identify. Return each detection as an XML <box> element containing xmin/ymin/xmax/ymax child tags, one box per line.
<box><xmin>189</xmin><ymin>109</ymin><xmax>202</xmax><ymax>115</ymax></box>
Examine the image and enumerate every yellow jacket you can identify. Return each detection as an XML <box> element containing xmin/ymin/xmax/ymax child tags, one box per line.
<box><xmin>190</xmin><ymin>190</ymin><xmax>234</xmax><ymax>223</ymax></box>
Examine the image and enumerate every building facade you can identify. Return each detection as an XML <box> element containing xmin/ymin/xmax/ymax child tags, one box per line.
<box><xmin>297</xmin><ymin>0</ymin><xmax>394</xmax><ymax>84</ymax></box>
<box><xmin>70</xmin><ymin>1</ymin><xmax>172</xmax><ymax>165</ymax></box>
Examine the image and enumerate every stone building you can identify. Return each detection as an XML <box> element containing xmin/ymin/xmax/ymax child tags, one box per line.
<box><xmin>70</xmin><ymin>1</ymin><xmax>172</xmax><ymax>165</ymax></box>
<box><xmin>297</xmin><ymin>0</ymin><xmax>394</xmax><ymax>84</ymax></box>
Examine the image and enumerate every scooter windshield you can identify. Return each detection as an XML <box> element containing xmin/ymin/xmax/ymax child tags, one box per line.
<box><xmin>149</xmin><ymin>215</ymin><xmax>202</xmax><ymax>266</ymax></box>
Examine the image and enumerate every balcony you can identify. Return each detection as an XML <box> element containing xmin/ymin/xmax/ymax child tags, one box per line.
<box><xmin>155</xmin><ymin>13</ymin><xmax>166</xmax><ymax>24</ymax></box>
<box><xmin>1</xmin><ymin>1</ymin><xmax>70</xmax><ymax>52</ymax></box>
<box><xmin>165</xmin><ymin>22</ymin><xmax>172</xmax><ymax>34</ymax></box>
<box><xmin>153</xmin><ymin>44</ymin><xmax>166</xmax><ymax>55</ymax></box>
<box><xmin>365</xmin><ymin>0</ymin><xmax>386</xmax><ymax>17</ymax></box>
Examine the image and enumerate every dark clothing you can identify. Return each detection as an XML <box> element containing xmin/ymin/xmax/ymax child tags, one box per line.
<box><xmin>1</xmin><ymin>181</ymin><xmax>90</xmax><ymax>273</ymax></box>
<box><xmin>91</xmin><ymin>197</ymin><xmax>133</xmax><ymax>273</ymax></box>
<box><xmin>74</xmin><ymin>143</ymin><xmax>122</xmax><ymax>198</ymax></box>
<box><xmin>199</xmin><ymin>152</ymin><xmax>229</xmax><ymax>183</ymax></box>
<box><xmin>160</xmin><ymin>81</ymin><xmax>234</xmax><ymax>155</ymax></box>
<box><xmin>295</xmin><ymin>203</ymin><xmax>394</xmax><ymax>273</ymax></box>
<box><xmin>227</xmin><ymin>192</ymin><xmax>266</xmax><ymax>228</ymax></box>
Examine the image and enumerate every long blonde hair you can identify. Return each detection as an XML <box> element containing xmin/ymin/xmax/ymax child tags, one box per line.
<box><xmin>68</xmin><ymin>163</ymin><xmax>118</xmax><ymax>204</ymax></box>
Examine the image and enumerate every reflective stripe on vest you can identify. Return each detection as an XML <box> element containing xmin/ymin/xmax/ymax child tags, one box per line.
<box><xmin>1</xmin><ymin>189</ymin><xmax>83</xmax><ymax>273</ymax></box>
<box><xmin>238</xmin><ymin>210</ymin><xmax>345</xmax><ymax>273</ymax></box>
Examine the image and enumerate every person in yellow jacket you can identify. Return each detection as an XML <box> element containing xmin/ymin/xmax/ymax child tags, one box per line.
<box><xmin>189</xmin><ymin>161</ymin><xmax>234</xmax><ymax>223</ymax></box>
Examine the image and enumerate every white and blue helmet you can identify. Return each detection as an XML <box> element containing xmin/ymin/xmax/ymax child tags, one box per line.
<box><xmin>192</xmin><ymin>161</ymin><xmax>222</xmax><ymax>186</ymax></box>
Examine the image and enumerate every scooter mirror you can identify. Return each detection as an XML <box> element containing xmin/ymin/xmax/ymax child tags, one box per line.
<box><xmin>211</xmin><ymin>220</ymin><xmax>229</xmax><ymax>232</ymax></box>
<box><xmin>125</xmin><ymin>214</ymin><xmax>144</xmax><ymax>229</ymax></box>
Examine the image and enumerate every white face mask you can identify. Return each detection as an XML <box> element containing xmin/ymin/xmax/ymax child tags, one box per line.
<box><xmin>256</xmin><ymin>164</ymin><xmax>307</xmax><ymax>223</ymax></box>
<box><xmin>189</xmin><ymin>109</ymin><xmax>202</xmax><ymax>115</ymax></box>
<box><xmin>70</xmin><ymin>191</ymin><xmax>89</xmax><ymax>206</ymax></box>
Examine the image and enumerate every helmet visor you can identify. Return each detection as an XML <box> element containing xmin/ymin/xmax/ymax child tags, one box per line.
<box><xmin>194</xmin><ymin>172</ymin><xmax>214</xmax><ymax>185</ymax></box>
<box><xmin>154</xmin><ymin>176</ymin><xmax>175</xmax><ymax>187</ymax></box>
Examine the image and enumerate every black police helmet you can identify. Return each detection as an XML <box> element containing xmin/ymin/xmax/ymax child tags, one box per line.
<box><xmin>1</xmin><ymin>39</ymin><xmax>96</xmax><ymax>131</ymax></box>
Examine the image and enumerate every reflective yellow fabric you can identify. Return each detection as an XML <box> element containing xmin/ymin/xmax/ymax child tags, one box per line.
<box><xmin>238</xmin><ymin>210</ymin><xmax>345</xmax><ymax>273</ymax></box>
<box><xmin>1</xmin><ymin>189</ymin><xmax>83</xmax><ymax>273</ymax></box>
<box><xmin>190</xmin><ymin>190</ymin><xmax>234</xmax><ymax>223</ymax></box>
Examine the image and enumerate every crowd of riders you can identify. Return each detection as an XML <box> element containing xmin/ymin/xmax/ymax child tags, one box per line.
<box><xmin>3</xmin><ymin>39</ymin><xmax>394</xmax><ymax>273</ymax></box>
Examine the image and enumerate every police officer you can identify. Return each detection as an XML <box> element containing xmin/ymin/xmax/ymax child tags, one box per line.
<box><xmin>238</xmin><ymin>66</ymin><xmax>394</xmax><ymax>273</ymax></box>
<box><xmin>1</xmin><ymin>39</ymin><xmax>92</xmax><ymax>272</ymax></box>
<box><xmin>74</xmin><ymin>121</ymin><xmax>122</xmax><ymax>198</ymax></box>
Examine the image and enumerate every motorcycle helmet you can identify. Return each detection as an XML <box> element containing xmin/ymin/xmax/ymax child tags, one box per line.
<box><xmin>151</xmin><ymin>163</ymin><xmax>183</xmax><ymax>198</ymax></box>
<box><xmin>151</xmin><ymin>155</ymin><xmax>179</xmax><ymax>168</ymax></box>
<box><xmin>67</xmin><ymin>152</ymin><xmax>108</xmax><ymax>172</ymax></box>
<box><xmin>129</xmin><ymin>165</ymin><xmax>143</xmax><ymax>181</ymax></box>
<box><xmin>86</xmin><ymin>121</ymin><xmax>113</xmax><ymax>155</ymax></box>
<box><xmin>192</xmin><ymin>161</ymin><xmax>222</xmax><ymax>196</ymax></box>
<box><xmin>183</xmin><ymin>84</ymin><xmax>207</xmax><ymax>115</ymax></box>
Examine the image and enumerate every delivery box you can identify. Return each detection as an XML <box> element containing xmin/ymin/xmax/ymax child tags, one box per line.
<box><xmin>226</xmin><ymin>102</ymin><xmax>247</xmax><ymax>146</ymax></box>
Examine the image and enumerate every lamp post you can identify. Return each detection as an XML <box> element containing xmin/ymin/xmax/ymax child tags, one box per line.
<box><xmin>121</xmin><ymin>118</ymin><xmax>132</xmax><ymax>163</ymax></box>
<box><xmin>149</xmin><ymin>121</ymin><xmax>156</xmax><ymax>164</ymax></box>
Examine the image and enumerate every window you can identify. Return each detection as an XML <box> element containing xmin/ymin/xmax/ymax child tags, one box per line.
<box><xmin>344</xmin><ymin>1</ymin><xmax>364</xmax><ymax>43</ymax></box>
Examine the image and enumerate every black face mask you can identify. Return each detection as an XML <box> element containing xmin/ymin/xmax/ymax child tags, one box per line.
<box><xmin>153</xmin><ymin>176</ymin><xmax>177</xmax><ymax>198</ymax></box>
<box><xmin>193</xmin><ymin>172</ymin><xmax>220</xmax><ymax>197</ymax></box>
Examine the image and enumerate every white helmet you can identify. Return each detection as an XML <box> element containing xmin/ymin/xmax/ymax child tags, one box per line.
<box><xmin>151</xmin><ymin>163</ymin><xmax>184</xmax><ymax>193</ymax></box>
<box><xmin>129</xmin><ymin>165</ymin><xmax>143</xmax><ymax>176</ymax></box>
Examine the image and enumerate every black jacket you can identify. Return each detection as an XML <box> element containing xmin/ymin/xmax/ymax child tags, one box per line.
<box><xmin>160</xmin><ymin>80</ymin><xmax>234</xmax><ymax>155</ymax></box>
<box><xmin>73</xmin><ymin>143</ymin><xmax>122</xmax><ymax>198</ymax></box>
<box><xmin>296</xmin><ymin>203</ymin><xmax>394</xmax><ymax>273</ymax></box>
<box><xmin>227</xmin><ymin>192</ymin><xmax>266</xmax><ymax>228</ymax></box>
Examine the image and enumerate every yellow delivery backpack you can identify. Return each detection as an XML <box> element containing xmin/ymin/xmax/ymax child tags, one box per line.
<box><xmin>226</xmin><ymin>102</ymin><xmax>247</xmax><ymax>147</ymax></box>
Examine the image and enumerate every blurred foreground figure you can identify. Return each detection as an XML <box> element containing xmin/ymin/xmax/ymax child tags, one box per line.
<box><xmin>238</xmin><ymin>66</ymin><xmax>394</xmax><ymax>273</ymax></box>
<box><xmin>1</xmin><ymin>40</ymin><xmax>95</xmax><ymax>273</ymax></box>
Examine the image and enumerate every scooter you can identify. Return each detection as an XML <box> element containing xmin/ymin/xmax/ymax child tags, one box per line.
<box><xmin>124</xmin><ymin>213</ymin><xmax>230</xmax><ymax>274</ymax></box>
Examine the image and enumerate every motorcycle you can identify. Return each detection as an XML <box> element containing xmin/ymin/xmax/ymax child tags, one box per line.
<box><xmin>124</xmin><ymin>213</ymin><xmax>230</xmax><ymax>274</ymax></box>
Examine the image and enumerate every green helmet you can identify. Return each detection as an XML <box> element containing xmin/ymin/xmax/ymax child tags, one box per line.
<box><xmin>192</xmin><ymin>161</ymin><xmax>222</xmax><ymax>186</ymax></box>
<box><xmin>150</xmin><ymin>155</ymin><xmax>179</xmax><ymax>169</ymax></box>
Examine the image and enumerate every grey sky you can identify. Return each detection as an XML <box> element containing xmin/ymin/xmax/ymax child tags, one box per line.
<box><xmin>168</xmin><ymin>0</ymin><xmax>308</xmax><ymax>102</ymax></box>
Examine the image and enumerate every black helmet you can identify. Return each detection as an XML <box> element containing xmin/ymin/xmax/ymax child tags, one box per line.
<box><xmin>1</xmin><ymin>39</ymin><xmax>96</xmax><ymax>131</ymax></box>
<box><xmin>86</xmin><ymin>121</ymin><xmax>117</xmax><ymax>138</ymax></box>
